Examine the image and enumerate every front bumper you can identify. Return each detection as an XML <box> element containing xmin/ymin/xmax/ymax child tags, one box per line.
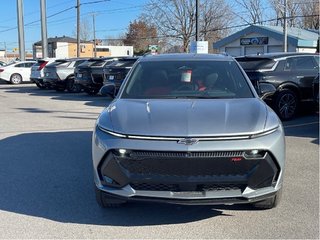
<box><xmin>43</xmin><ymin>78</ymin><xmax>65</xmax><ymax>88</ymax></box>
<box><xmin>92</xmin><ymin>125</ymin><xmax>285</xmax><ymax>205</ymax></box>
<box><xmin>99</xmin><ymin>188</ymin><xmax>278</xmax><ymax>205</ymax></box>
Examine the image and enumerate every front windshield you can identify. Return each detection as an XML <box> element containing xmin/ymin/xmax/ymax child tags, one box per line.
<box><xmin>121</xmin><ymin>60</ymin><xmax>254</xmax><ymax>99</ymax></box>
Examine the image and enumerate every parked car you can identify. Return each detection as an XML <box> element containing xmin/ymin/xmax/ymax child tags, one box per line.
<box><xmin>0</xmin><ymin>60</ymin><xmax>36</xmax><ymax>84</ymax></box>
<box><xmin>0</xmin><ymin>61</ymin><xmax>7</xmax><ymax>67</ymax></box>
<box><xmin>30</xmin><ymin>58</ymin><xmax>56</xmax><ymax>89</ymax></box>
<box><xmin>236</xmin><ymin>53</ymin><xmax>319</xmax><ymax>120</ymax></box>
<box><xmin>74</xmin><ymin>57</ymin><xmax>117</xmax><ymax>95</ymax></box>
<box><xmin>93</xmin><ymin>53</ymin><xmax>285</xmax><ymax>209</ymax></box>
<box><xmin>43</xmin><ymin>58</ymin><xmax>88</xmax><ymax>92</ymax></box>
<box><xmin>313</xmin><ymin>74</ymin><xmax>319</xmax><ymax>104</ymax></box>
<box><xmin>102</xmin><ymin>57</ymin><xmax>139</xmax><ymax>91</ymax></box>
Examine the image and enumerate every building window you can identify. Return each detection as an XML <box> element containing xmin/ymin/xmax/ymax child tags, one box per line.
<box><xmin>80</xmin><ymin>44</ymin><xmax>86</xmax><ymax>53</ymax></box>
<box><xmin>95</xmin><ymin>48</ymin><xmax>110</xmax><ymax>52</ymax></box>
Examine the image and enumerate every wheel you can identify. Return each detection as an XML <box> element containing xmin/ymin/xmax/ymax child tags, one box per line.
<box><xmin>35</xmin><ymin>82</ymin><xmax>46</xmax><ymax>89</ymax></box>
<box><xmin>84</xmin><ymin>88</ymin><xmax>99</xmax><ymax>95</ymax></box>
<box><xmin>253</xmin><ymin>188</ymin><xmax>282</xmax><ymax>209</ymax></box>
<box><xmin>95</xmin><ymin>186</ymin><xmax>126</xmax><ymax>208</ymax></box>
<box><xmin>66</xmin><ymin>77</ymin><xmax>82</xmax><ymax>93</ymax></box>
<box><xmin>10</xmin><ymin>73</ymin><xmax>22</xmax><ymax>84</ymax></box>
<box><xmin>274</xmin><ymin>89</ymin><xmax>298</xmax><ymax>120</ymax></box>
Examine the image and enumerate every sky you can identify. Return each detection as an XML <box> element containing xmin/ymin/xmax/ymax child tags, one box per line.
<box><xmin>0</xmin><ymin>0</ymin><xmax>149</xmax><ymax>52</ymax></box>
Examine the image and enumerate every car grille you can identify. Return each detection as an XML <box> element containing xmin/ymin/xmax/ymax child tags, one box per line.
<box><xmin>115</xmin><ymin>151</ymin><xmax>249</xmax><ymax>177</ymax></box>
<box><xmin>130</xmin><ymin>182</ymin><xmax>246</xmax><ymax>192</ymax></box>
<box><xmin>130</xmin><ymin>151</ymin><xmax>244</xmax><ymax>158</ymax></box>
<box><xmin>99</xmin><ymin>150</ymin><xmax>279</xmax><ymax>191</ymax></box>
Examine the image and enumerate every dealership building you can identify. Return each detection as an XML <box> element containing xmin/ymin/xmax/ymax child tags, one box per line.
<box><xmin>213</xmin><ymin>25</ymin><xmax>319</xmax><ymax>56</ymax></box>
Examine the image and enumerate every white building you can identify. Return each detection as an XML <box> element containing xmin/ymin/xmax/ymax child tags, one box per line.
<box><xmin>213</xmin><ymin>25</ymin><xmax>319</xmax><ymax>56</ymax></box>
<box><xmin>95</xmin><ymin>45</ymin><xmax>133</xmax><ymax>57</ymax></box>
<box><xmin>33</xmin><ymin>36</ymin><xmax>134</xmax><ymax>59</ymax></box>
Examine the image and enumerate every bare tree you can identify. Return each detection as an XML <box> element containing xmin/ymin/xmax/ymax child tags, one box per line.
<box><xmin>233</xmin><ymin>0</ymin><xmax>264</xmax><ymax>24</ymax></box>
<box><xmin>269</xmin><ymin>0</ymin><xmax>302</xmax><ymax>27</ymax></box>
<box><xmin>142</xmin><ymin>0</ymin><xmax>232</xmax><ymax>52</ymax></box>
<box><xmin>300</xmin><ymin>0</ymin><xmax>319</xmax><ymax>29</ymax></box>
<box><xmin>200</xmin><ymin>0</ymin><xmax>233</xmax><ymax>52</ymax></box>
<box><xmin>73</xmin><ymin>17</ymin><xmax>93</xmax><ymax>41</ymax></box>
<box><xmin>142</xmin><ymin>0</ymin><xmax>195</xmax><ymax>52</ymax></box>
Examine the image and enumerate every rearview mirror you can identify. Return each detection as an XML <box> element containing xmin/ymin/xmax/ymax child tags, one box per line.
<box><xmin>99</xmin><ymin>84</ymin><xmax>116</xmax><ymax>98</ymax></box>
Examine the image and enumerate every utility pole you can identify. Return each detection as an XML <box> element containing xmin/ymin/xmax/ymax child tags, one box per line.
<box><xmin>40</xmin><ymin>0</ymin><xmax>48</xmax><ymax>58</ymax></box>
<box><xmin>91</xmin><ymin>12</ymin><xmax>97</xmax><ymax>57</ymax></box>
<box><xmin>195</xmin><ymin>0</ymin><xmax>199</xmax><ymax>41</ymax></box>
<box><xmin>17</xmin><ymin>0</ymin><xmax>25</xmax><ymax>60</ymax></box>
<box><xmin>76</xmin><ymin>0</ymin><xmax>80</xmax><ymax>57</ymax></box>
<box><xmin>283</xmin><ymin>0</ymin><xmax>287</xmax><ymax>52</ymax></box>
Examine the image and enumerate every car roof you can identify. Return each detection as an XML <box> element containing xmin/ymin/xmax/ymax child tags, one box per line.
<box><xmin>236</xmin><ymin>52</ymin><xmax>319</xmax><ymax>60</ymax></box>
<box><xmin>139</xmin><ymin>53</ymin><xmax>233</xmax><ymax>62</ymax></box>
<box><xmin>55</xmin><ymin>57</ymin><xmax>89</xmax><ymax>62</ymax></box>
<box><xmin>15</xmin><ymin>60</ymin><xmax>36</xmax><ymax>63</ymax></box>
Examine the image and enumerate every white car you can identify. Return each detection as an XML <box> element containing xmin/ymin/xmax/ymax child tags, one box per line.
<box><xmin>30</xmin><ymin>58</ymin><xmax>56</xmax><ymax>89</ymax></box>
<box><xmin>0</xmin><ymin>60</ymin><xmax>36</xmax><ymax>84</ymax></box>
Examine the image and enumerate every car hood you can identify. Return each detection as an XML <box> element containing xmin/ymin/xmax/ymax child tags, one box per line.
<box><xmin>99</xmin><ymin>98</ymin><xmax>275</xmax><ymax>137</ymax></box>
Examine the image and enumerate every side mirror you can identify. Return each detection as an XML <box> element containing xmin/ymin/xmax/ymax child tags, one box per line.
<box><xmin>259</xmin><ymin>83</ymin><xmax>276</xmax><ymax>99</ymax></box>
<box><xmin>99</xmin><ymin>84</ymin><xmax>116</xmax><ymax>98</ymax></box>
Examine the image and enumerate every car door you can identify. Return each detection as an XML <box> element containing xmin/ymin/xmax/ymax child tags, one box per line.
<box><xmin>22</xmin><ymin>62</ymin><xmax>35</xmax><ymax>81</ymax></box>
<box><xmin>13</xmin><ymin>62</ymin><xmax>29</xmax><ymax>81</ymax></box>
<box><xmin>286</xmin><ymin>56</ymin><xmax>319</xmax><ymax>100</ymax></box>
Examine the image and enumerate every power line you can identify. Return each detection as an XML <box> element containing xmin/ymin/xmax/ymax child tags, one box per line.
<box><xmin>0</xmin><ymin>0</ymin><xmax>110</xmax><ymax>33</ymax></box>
<box><xmin>97</xmin><ymin>14</ymin><xmax>320</xmax><ymax>42</ymax></box>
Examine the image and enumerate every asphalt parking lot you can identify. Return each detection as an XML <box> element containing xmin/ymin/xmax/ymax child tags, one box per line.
<box><xmin>0</xmin><ymin>83</ymin><xmax>319</xmax><ymax>239</ymax></box>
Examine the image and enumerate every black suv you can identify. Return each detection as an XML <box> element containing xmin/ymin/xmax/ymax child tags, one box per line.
<box><xmin>74</xmin><ymin>57</ymin><xmax>117</xmax><ymax>95</ymax></box>
<box><xmin>236</xmin><ymin>53</ymin><xmax>319</xmax><ymax>120</ymax></box>
<box><xmin>103</xmin><ymin>57</ymin><xmax>138</xmax><ymax>91</ymax></box>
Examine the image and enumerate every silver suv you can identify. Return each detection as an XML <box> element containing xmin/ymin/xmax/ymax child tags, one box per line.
<box><xmin>43</xmin><ymin>58</ymin><xmax>87</xmax><ymax>92</ymax></box>
<box><xmin>93</xmin><ymin>53</ymin><xmax>285</xmax><ymax>209</ymax></box>
<box><xmin>30</xmin><ymin>58</ymin><xmax>56</xmax><ymax>89</ymax></box>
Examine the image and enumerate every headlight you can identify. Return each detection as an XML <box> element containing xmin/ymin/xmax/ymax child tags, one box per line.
<box><xmin>244</xmin><ymin>150</ymin><xmax>267</xmax><ymax>159</ymax></box>
<box><xmin>250</xmin><ymin>126</ymin><xmax>279</xmax><ymax>139</ymax></box>
<box><xmin>98</xmin><ymin>125</ymin><xmax>127</xmax><ymax>138</ymax></box>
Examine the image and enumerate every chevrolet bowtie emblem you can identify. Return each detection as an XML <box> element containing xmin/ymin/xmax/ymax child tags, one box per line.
<box><xmin>177</xmin><ymin>138</ymin><xmax>199</xmax><ymax>145</ymax></box>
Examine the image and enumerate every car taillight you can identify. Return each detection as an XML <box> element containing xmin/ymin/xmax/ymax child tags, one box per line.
<box><xmin>0</xmin><ymin>69</ymin><xmax>4</xmax><ymax>72</ymax></box>
<box><xmin>38</xmin><ymin>61</ymin><xmax>48</xmax><ymax>70</ymax></box>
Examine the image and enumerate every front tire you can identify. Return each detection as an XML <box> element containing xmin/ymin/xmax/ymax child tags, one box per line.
<box><xmin>66</xmin><ymin>77</ymin><xmax>82</xmax><ymax>93</ymax></box>
<box><xmin>274</xmin><ymin>89</ymin><xmax>298</xmax><ymax>120</ymax></box>
<box><xmin>10</xmin><ymin>73</ymin><xmax>22</xmax><ymax>84</ymax></box>
<box><xmin>95</xmin><ymin>186</ymin><xmax>126</xmax><ymax>208</ymax></box>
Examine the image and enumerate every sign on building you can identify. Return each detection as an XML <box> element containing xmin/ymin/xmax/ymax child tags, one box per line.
<box><xmin>240</xmin><ymin>37</ymin><xmax>268</xmax><ymax>45</ymax></box>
